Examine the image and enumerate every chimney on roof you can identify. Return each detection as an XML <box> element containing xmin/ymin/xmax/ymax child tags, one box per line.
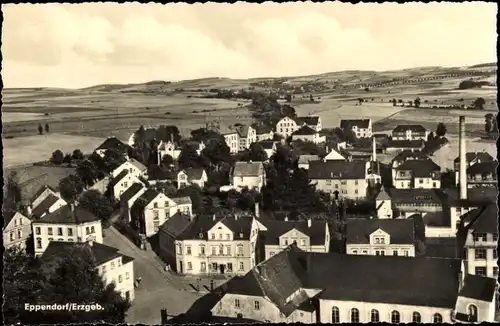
<box><xmin>212</xmin><ymin>214</ymin><xmax>216</xmax><ymax>221</ymax></box>
<box><xmin>234</xmin><ymin>213</ymin><xmax>239</xmax><ymax>221</ymax></box>
<box><xmin>459</xmin><ymin>116</ymin><xmax>467</xmax><ymax>200</ymax></box>
<box><xmin>254</xmin><ymin>201</ymin><xmax>260</xmax><ymax>218</ymax></box>
<box><xmin>326</xmin><ymin>146</ymin><xmax>329</xmax><ymax>153</ymax></box>
<box><xmin>307</xmin><ymin>218</ymin><xmax>312</xmax><ymax>228</ymax></box>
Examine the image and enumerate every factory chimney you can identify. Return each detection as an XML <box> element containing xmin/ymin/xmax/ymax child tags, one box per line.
<box><xmin>459</xmin><ymin>116</ymin><xmax>467</xmax><ymax>200</ymax></box>
<box><xmin>372</xmin><ymin>136</ymin><xmax>377</xmax><ymax>163</ymax></box>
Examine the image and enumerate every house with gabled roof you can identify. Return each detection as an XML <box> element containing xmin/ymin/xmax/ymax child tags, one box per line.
<box><xmin>119</xmin><ymin>182</ymin><xmax>147</xmax><ymax>223</ymax></box>
<box><xmin>259</xmin><ymin>140</ymin><xmax>279</xmax><ymax>160</ymax></box>
<box><xmin>95</xmin><ymin>137</ymin><xmax>130</xmax><ymax>158</ymax></box>
<box><xmin>209</xmin><ymin>246</ymin><xmax>496</xmax><ymax>323</ymax></box>
<box><xmin>323</xmin><ymin>148</ymin><xmax>347</xmax><ymax>161</ymax></box>
<box><xmin>291</xmin><ymin>126</ymin><xmax>326</xmax><ymax>144</ymax></box>
<box><xmin>30</xmin><ymin>193</ymin><xmax>67</xmax><ymax>219</ymax></box>
<box><xmin>345</xmin><ymin>218</ymin><xmax>416</xmax><ymax>257</ymax></box>
<box><xmin>464</xmin><ymin>161</ymin><xmax>498</xmax><ymax>189</ymax></box>
<box><xmin>393</xmin><ymin>159</ymin><xmax>441</xmax><ymax>189</ymax></box>
<box><xmin>252</xmin><ymin>124</ymin><xmax>274</xmax><ymax>142</ymax></box>
<box><xmin>108</xmin><ymin>170</ymin><xmax>145</xmax><ymax>200</ymax></box>
<box><xmin>112</xmin><ymin>158</ymin><xmax>147</xmax><ymax>179</ymax></box>
<box><xmin>298</xmin><ymin>154</ymin><xmax>321</xmax><ymax>170</ymax></box>
<box><xmin>392</xmin><ymin>125</ymin><xmax>429</xmax><ymax>141</ymax></box>
<box><xmin>32</xmin><ymin>204</ymin><xmax>103</xmax><ymax>256</ymax></box>
<box><xmin>30</xmin><ymin>185</ymin><xmax>60</xmax><ymax>210</ymax></box>
<box><xmin>41</xmin><ymin>240</ymin><xmax>135</xmax><ymax>301</ymax></box>
<box><xmin>340</xmin><ymin>119</ymin><xmax>372</xmax><ymax>139</ymax></box>
<box><xmin>234</xmin><ymin>124</ymin><xmax>257</xmax><ymax>151</ymax></box>
<box><xmin>3</xmin><ymin>211</ymin><xmax>32</xmax><ymax>250</ymax></box>
<box><xmin>157</xmin><ymin>140</ymin><xmax>182</xmax><ymax>161</ymax></box>
<box><xmin>130</xmin><ymin>189</ymin><xmax>193</xmax><ymax>237</ymax></box>
<box><xmin>231</xmin><ymin>161</ymin><xmax>266</xmax><ymax>191</ymax></box>
<box><xmin>177</xmin><ymin>168</ymin><xmax>208</xmax><ymax>189</ymax></box>
<box><xmin>276</xmin><ymin>116</ymin><xmax>322</xmax><ymax>139</ymax></box>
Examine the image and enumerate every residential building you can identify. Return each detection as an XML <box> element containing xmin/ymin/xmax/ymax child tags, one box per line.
<box><xmin>381</xmin><ymin>188</ymin><xmax>443</xmax><ymax>215</ymax></box>
<box><xmin>30</xmin><ymin>193</ymin><xmax>67</xmax><ymax>219</ymax></box>
<box><xmin>453</xmin><ymin>152</ymin><xmax>494</xmax><ymax>178</ymax></box>
<box><xmin>159</xmin><ymin>213</ymin><xmax>265</xmax><ymax>275</ymax></box>
<box><xmin>253</xmin><ymin>125</ymin><xmax>274</xmax><ymax>142</ymax></box>
<box><xmin>340</xmin><ymin>119</ymin><xmax>372</xmax><ymax>139</ymax></box>
<box><xmin>391</xmin><ymin>151</ymin><xmax>430</xmax><ymax>178</ymax></box>
<box><xmin>461</xmin><ymin>204</ymin><xmax>498</xmax><ymax>279</ymax></box>
<box><xmin>298</xmin><ymin>155</ymin><xmax>321</xmax><ymax>170</ymax></box>
<box><xmin>94</xmin><ymin>137</ymin><xmax>129</xmax><ymax>158</ymax></box>
<box><xmin>345</xmin><ymin>218</ymin><xmax>416</xmax><ymax>257</ymax></box>
<box><xmin>323</xmin><ymin>148</ymin><xmax>346</xmax><ymax>161</ymax></box>
<box><xmin>308</xmin><ymin>160</ymin><xmax>376</xmax><ymax>199</ymax></box>
<box><xmin>41</xmin><ymin>241</ymin><xmax>135</xmax><ymax>301</ymax></box>
<box><xmin>3</xmin><ymin>211</ymin><xmax>32</xmax><ymax>250</ymax></box>
<box><xmin>112</xmin><ymin>158</ymin><xmax>147</xmax><ymax>179</ymax></box>
<box><xmin>260</xmin><ymin>219</ymin><xmax>330</xmax><ymax>260</ymax></box>
<box><xmin>464</xmin><ymin>161</ymin><xmax>498</xmax><ymax>188</ymax></box>
<box><xmin>157</xmin><ymin>140</ymin><xmax>182</xmax><ymax>161</ymax></box>
<box><xmin>375</xmin><ymin>187</ymin><xmax>393</xmax><ymax>219</ymax></box>
<box><xmin>223</xmin><ymin>131</ymin><xmax>240</xmax><ymax>154</ymax></box>
<box><xmin>210</xmin><ymin>246</ymin><xmax>497</xmax><ymax>323</ymax></box>
<box><xmin>393</xmin><ymin>159</ymin><xmax>441</xmax><ymax>189</ymax></box>
<box><xmin>386</xmin><ymin>139</ymin><xmax>425</xmax><ymax>152</ymax></box>
<box><xmin>130</xmin><ymin>189</ymin><xmax>193</xmax><ymax>237</ymax></box>
<box><xmin>108</xmin><ymin>170</ymin><xmax>145</xmax><ymax>200</ymax></box>
<box><xmin>32</xmin><ymin>204</ymin><xmax>103</xmax><ymax>256</ymax></box>
<box><xmin>259</xmin><ymin>141</ymin><xmax>278</xmax><ymax>160</ymax></box>
<box><xmin>119</xmin><ymin>183</ymin><xmax>147</xmax><ymax>223</ymax></box>
<box><xmin>177</xmin><ymin>168</ymin><xmax>208</xmax><ymax>189</ymax></box>
<box><xmin>158</xmin><ymin>212</ymin><xmax>193</xmax><ymax>267</ymax></box>
<box><xmin>30</xmin><ymin>185</ymin><xmax>60</xmax><ymax>210</ymax></box>
<box><xmin>391</xmin><ymin>125</ymin><xmax>429</xmax><ymax>141</ymax></box>
<box><xmin>291</xmin><ymin>126</ymin><xmax>326</xmax><ymax>144</ymax></box>
<box><xmin>276</xmin><ymin>116</ymin><xmax>322</xmax><ymax>139</ymax></box>
<box><xmin>235</xmin><ymin>125</ymin><xmax>257</xmax><ymax>151</ymax></box>
<box><xmin>231</xmin><ymin>161</ymin><xmax>266</xmax><ymax>191</ymax></box>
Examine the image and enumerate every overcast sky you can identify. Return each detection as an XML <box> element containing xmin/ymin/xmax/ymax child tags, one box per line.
<box><xmin>2</xmin><ymin>2</ymin><xmax>497</xmax><ymax>89</ymax></box>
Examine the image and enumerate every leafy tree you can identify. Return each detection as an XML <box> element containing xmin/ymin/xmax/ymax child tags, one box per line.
<box><xmin>103</xmin><ymin>149</ymin><xmax>126</xmax><ymax>173</ymax></box>
<box><xmin>58</xmin><ymin>175</ymin><xmax>85</xmax><ymax>202</ymax></box>
<box><xmin>72</xmin><ymin>149</ymin><xmax>84</xmax><ymax>160</ymax></box>
<box><xmin>291</xmin><ymin>139</ymin><xmax>326</xmax><ymax>156</ymax></box>
<box><xmin>391</xmin><ymin>98</ymin><xmax>397</xmax><ymax>106</ymax></box>
<box><xmin>76</xmin><ymin>160</ymin><xmax>99</xmax><ymax>187</ymax></box>
<box><xmin>408</xmin><ymin>100</ymin><xmax>413</xmax><ymax>107</ymax></box>
<box><xmin>190</xmin><ymin>128</ymin><xmax>224</xmax><ymax>144</ymax></box>
<box><xmin>3</xmin><ymin>171</ymin><xmax>22</xmax><ymax>211</ymax></box>
<box><xmin>201</xmin><ymin>138</ymin><xmax>231</xmax><ymax>167</ymax></box>
<box><xmin>176</xmin><ymin>184</ymin><xmax>204</xmax><ymax>215</ymax></box>
<box><xmin>147</xmin><ymin>164</ymin><xmax>169</xmax><ymax>181</ymax></box>
<box><xmin>44</xmin><ymin>123</ymin><xmax>50</xmax><ymax>133</ymax></box>
<box><xmin>160</xmin><ymin>154</ymin><xmax>174</xmax><ymax>168</ymax></box>
<box><xmin>440</xmin><ymin>169</ymin><xmax>456</xmax><ymax>189</ymax></box>
<box><xmin>436</xmin><ymin>122</ymin><xmax>447</xmax><ymax>137</ymax></box>
<box><xmin>241</xmin><ymin>143</ymin><xmax>268</xmax><ymax>162</ymax></box>
<box><xmin>88</xmin><ymin>153</ymin><xmax>107</xmax><ymax>177</ymax></box>
<box><xmin>63</xmin><ymin>153</ymin><xmax>73</xmax><ymax>164</ymax></box>
<box><xmin>78</xmin><ymin>190</ymin><xmax>115</xmax><ymax>221</ymax></box>
<box><xmin>358</xmin><ymin>98</ymin><xmax>363</xmax><ymax>105</ymax></box>
<box><xmin>285</xmin><ymin>93</ymin><xmax>292</xmax><ymax>102</ymax></box>
<box><xmin>38</xmin><ymin>124</ymin><xmax>43</xmax><ymax>135</ymax></box>
<box><xmin>473</xmin><ymin>97</ymin><xmax>486</xmax><ymax>110</ymax></box>
<box><xmin>414</xmin><ymin>97</ymin><xmax>421</xmax><ymax>108</ymax></box>
<box><xmin>157</xmin><ymin>125</ymin><xmax>182</xmax><ymax>144</ymax></box>
<box><xmin>178</xmin><ymin>143</ymin><xmax>203</xmax><ymax>170</ymax></box>
<box><xmin>50</xmin><ymin>150</ymin><xmax>65</xmax><ymax>165</ymax></box>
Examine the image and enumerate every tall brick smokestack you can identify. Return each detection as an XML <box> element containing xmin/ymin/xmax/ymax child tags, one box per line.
<box><xmin>459</xmin><ymin>116</ymin><xmax>467</xmax><ymax>200</ymax></box>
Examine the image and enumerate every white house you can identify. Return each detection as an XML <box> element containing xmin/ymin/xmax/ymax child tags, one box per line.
<box><xmin>108</xmin><ymin>170</ymin><xmax>145</xmax><ymax>200</ymax></box>
<box><xmin>323</xmin><ymin>148</ymin><xmax>346</xmax><ymax>161</ymax></box>
<box><xmin>32</xmin><ymin>204</ymin><xmax>103</xmax><ymax>256</ymax></box>
<box><xmin>231</xmin><ymin>161</ymin><xmax>266</xmax><ymax>191</ymax></box>
<box><xmin>3</xmin><ymin>211</ymin><xmax>32</xmax><ymax>250</ymax></box>
<box><xmin>157</xmin><ymin>140</ymin><xmax>182</xmax><ymax>161</ymax></box>
<box><xmin>94</xmin><ymin>137</ymin><xmax>129</xmax><ymax>158</ymax></box>
<box><xmin>30</xmin><ymin>193</ymin><xmax>67</xmax><ymax>219</ymax></box>
<box><xmin>235</xmin><ymin>125</ymin><xmax>257</xmax><ymax>151</ymax></box>
<box><xmin>291</xmin><ymin>126</ymin><xmax>326</xmax><ymax>144</ymax></box>
<box><xmin>392</xmin><ymin>125</ymin><xmax>429</xmax><ymax>141</ymax></box>
<box><xmin>253</xmin><ymin>125</ymin><xmax>274</xmax><ymax>142</ymax></box>
<box><xmin>223</xmin><ymin>131</ymin><xmax>240</xmax><ymax>154</ymax></box>
<box><xmin>259</xmin><ymin>141</ymin><xmax>278</xmax><ymax>161</ymax></box>
<box><xmin>393</xmin><ymin>159</ymin><xmax>441</xmax><ymax>189</ymax></box>
<box><xmin>177</xmin><ymin>168</ymin><xmax>208</xmax><ymax>189</ymax></box>
<box><xmin>276</xmin><ymin>116</ymin><xmax>321</xmax><ymax>139</ymax></box>
<box><xmin>119</xmin><ymin>183</ymin><xmax>147</xmax><ymax>223</ymax></box>
<box><xmin>112</xmin><ymin>159</ymin><xmax>147</xmax><ymax>179</ymax></box>
<box><xmin>340</xmin><ymin>119</ymin><xmax>372</xmax><ymax>139</ymax></box>
<box><xmin>298</xmin><ymin>155</ymin><xmax>321</xmax><ymax>170</ymax></box>
<box><xmin>30</xmin><ymin>185</ymin><xmax>60</xmax><ymax>210</ymax></box>
<box><xmin>345</xmin><ymin>218</ymin><xmax>416</xmax><ymax>257</ymax></box>
<box><xmin>41</xmin><ymin>241</ymin><xmax>135</xmax><ymax>301</ymax></box>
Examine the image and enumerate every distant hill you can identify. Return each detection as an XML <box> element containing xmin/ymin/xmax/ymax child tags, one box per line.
<box><xmin>469</xmin><ymin>62</ymin><xmax>497</xmax><ymax>68</ymax></box>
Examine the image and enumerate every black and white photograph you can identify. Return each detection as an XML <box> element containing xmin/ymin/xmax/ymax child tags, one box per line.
<box><xmin>1</xmin><ymin>1</ymin><xmax>498</xmax><ymax>324</ymax></box>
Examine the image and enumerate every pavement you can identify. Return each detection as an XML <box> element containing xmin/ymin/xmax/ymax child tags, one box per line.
<box><xmin>103</xmin><ymin>226</ymin><xmax>204</xmax><ymax>324</ymax></box>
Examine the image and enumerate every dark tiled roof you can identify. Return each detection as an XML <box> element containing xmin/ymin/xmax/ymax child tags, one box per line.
<box><xmin>424</xmin><ymin>237</ymin><xmax>461</xmax><ymax>259</ymax></box>
<box><xmin>180</xmin><ymin>168</ymin><xmax>206</xmax><ymax>181</ymax></box>
<box><xmin>226</xmin><ymin>247</ymin><xmax>461</xmax><ymax>310</ymax></box>
<box><xmin>108</xmin><ymin>170</ymin><xmax>129</xmax><ymax>188</ymax></box>
<box><xmin>387</xmin><ymin>139</ymin><xmax>425</xmax><ymax>149</ymax></box>
<box><xmin>292</xmin><ymin>125</ymin><xmax>317</xmax><ymax>136</ymax></box>
<box><xmin>467</xmin><ymin>204</ymin><xmax>497</xmax><ymax>234</ymax></box>
<box><xmin>41</xmin><ymin>241</ymin><xmax>133</xmax><ymax>266</ymax></box>
<box><xmin>119</xmin><ymin>183</ymin><xmax>145</xmax><ymax>204</ymax></box>
<box><xmin>308</xmin><ymin>160</ymin><xmax>366</xmax><ymax>180</ymax></box>
<box><xmin>30</xmin><ymin>185</ymin><xmax>58</xmax><ymax>204</ymax></box>
<box><xmin>392</xmin><ymin>125</ymin><xmax>427</xmax><ymax>133</ymax></box>
<box><xmin>441</xmin><ymin>188</ymin><xmax>497</xmax><ymax>206</ymax></box>
<box><xmin>177</xmin><ymin>214</ymin><xmax>255</xmax><ymax>241</ymax></box>
<box><xmin>259</xmin><ymin>140</ymin><xmax>277</xmax><ymax>150</ymax></box>
<box><xmin>235</xmin><ymin>125</ymin><xmax>251</xmax><ymax>138</ymax></box>
<box><xmin>252</xmin><ymin>124</ymin><xmax>273</xmax><ymax>134</ymax></box>
<box><xmin>128</xmin><ymin>158</ymin><xmax>147</xmax><ymax>172</ymax></box>
<box><xmin>33</xmin><ymin>205</ymin><xmax>99</xmax><ymax>225</ymax></box>
<box><xmin>392</xmin><ymin>150</ymin><xmax>429</xmax><ymax>164</ymax></box>
<box><xmin>340</xmin><ymin>119</ymin><xmax>370</xmax><ymax>129</ymax></box>
<box><xmin>298</xmin><ymin>155</ymin><xmax>321</xmax><ymax>165</ymax></box>
<box><xmin>388</xmin><ymin>188</ymin><xmax>443</xmax><ymax>206</ymax></box>
<box><xmin>260</xmin><ymin>220</ymin><xmax>327</xmax><ymax>246</ymax></box>
<box><xmin>346</xmin><ymin>218</ymin><xmax>415</xmax><ymax>245</ymax></box>
<box><xmin>459</xmin><ymin>274</ymin><xmax>496</xmax><ymax>302</ymax></box>
<box><xmin>32</xmin><ymin>194</ymin><xmax>62</xmax><ymax>218</ymax></box>
<box><xmin>95</xmin><ymin>137</ymin><xmax>128</xmax><ymax>152</ymax></box>
<box><xmin>453</xmin><ymin>152</ymin><xmax>495</xmax><ymax>163</ymax></box>
<box><xmin>233</xmin><ymin>161</ymin><xmax>265</xmax><ymax>177</ymax></box>
<box><xmin>467</xmin><ymin>161</ymin><xmax>497</xmax><ymax>176</ymax></box>
<box><xmin>395</xmin><ymin>159</ymin><xmax>441</xmax><ymax>178</ymax></box>
<box><xmin>296</xmin><ymin>116</ymin><xmax>320</xmax><ymax>126</ymax></box>
<box><xmin>132</xmin><ymin>189</ymin><xmax>160</xmax><ymax>209</ymax></box>
<box><xmin>160</xmin><ymin>212</ymin><xmax>192</xmax><ymax>238</ymax></box>
<box><xmin>422</xmin><ymin>211</ymin><xmax>451</xmax><ymax>227</ymax></box>
<box><xmin>223</xmin><ymin>273</ymin><xmax>265</xmax><ymax>297</ymax></box>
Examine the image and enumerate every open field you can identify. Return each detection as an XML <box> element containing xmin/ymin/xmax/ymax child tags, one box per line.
<box><xmin>3</xmin><ymin>134</ymin><xmax>107</xmax><ymax>168</ymax></box>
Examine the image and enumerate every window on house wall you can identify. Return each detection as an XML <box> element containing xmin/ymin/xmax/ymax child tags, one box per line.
<box><xmin>362</xmin><ymin>250</ymin><xmax>368</xmax><ymax>255</ymax></box>
<box><xmin>433</xmin><ymin>313</ymin><xmax>442</xmax><ymax>323</ymax></box>
<box><xmin>475</xmin><ymin>267</ymin><xmax>487</xmax><ymax>276</ymax></box>
<box><xmin>391</xmin><ymin>311</ymin><xmax>400</xmax><ymax>324</ymax></box>
<box><xmin>187</xmin><ymin>262</ymin><xmax>192</xmax><ymax>270</ymax></box>
<box><xmin>211</xmin><ymin>246</ymin><xmax>216</xmax><ymax>256</ymax></box>
<box><xmin>48</xmin><ymin>237</ymin><xmax>54</xmax><ymax>241</ymax></box>
<box><xmin>186</xmin><ymin>246</ymin><xmax>192</xmax><ymax>255</ymax></box>
<box><xmin>226</xmin><ymin>246</ymin><xmax>231</xmax><ymax>256</ymax></box>
<box><xmin>36</xmin><ymin>238</ymin><xmax>42</xmax><ymax>249</ymax></box>
<box><xmin>239</xmin><ymin>262</ymin><xmax>244</xmax><ymax>271</ymax></box>
<box><xmin>237</xmin><ymin>245</ymin><xmax>243</xmax><ymax>256</ymax></box>
<box><xmin>118</xmin><ymin>275</ymin><xmax>123</xmax><ymax>283</ymax></box>
<box><xmin>404</xmin><ymin>250</ymin><xmax>409</xmax><ymax>257</ymax></box>
<box><xmin>473</xmin><ymin>232</ymin><xmax>487</xmax><ymax>242</ymax></box>
<box><xmin>68</xmin><ymin>228</ymin><xmax>73</xmax><ymax>236</ymax></box>
<box><xmin>475</xmin><ymin>248</ymin><xmax>487</xmax><ymax>259</ymax></box>
<box><xmin>350</xmin><ymin>308</ymin><xmax>359</xmax><ymax>323</ymax></box>
<box><xmin>234</xmin><ymin>299</ymin><xmax>240</xmax><ymax>308</ymax></box>
<box><xmin>35</xmin><ymin>227</ymin><xmax>41</xmax><ymax>235</ymax></box>
<box><xmin>57</xmin><ymin>227</ymin><xmax>63</xmax><ymax>236</ymax></box>
<box><xmin>370</xmin><ymin>309</ymin><xmax>380</xmax><ymax>323</ymax></box>
<box><xmin>126</xmin><ymin>272</ymin><xmax>129</xmax><ymax>279</ymax></box>
<box><xmin>153</xmin><ymin>211</ymin><xmax>159</xmax><ymax>220</ymax></box>
<box><xmin>111</xmin><ymin>262</ymin><xmax>115</xmax><ymax>269</ymax></box>
<box><xmin>494</xmin><ymin>267</ymin><xmax>498</xmax><ymax>277</ymax></box>
<box><xmin>10</xmin><ymin>232</ymin><xmax>15</xmax><ymax>241</ymax></box>
<box><xmin>199</xmin><ymin>245</ymin><xmax>205</xmax><ymax>256</ymax></box>
<box><xmin>86</xmin><ymin>227</ymin><xmax>90</xmax><ymax>235</ymax></box>
<box><xmin>226</xmin><ymin>233</ymin><xmax>230</xmax><ymax>240</ymax></box>
<box><xmin>153</xmin><ymin>203</ymin><xmax>158</xmax><ymax>208</ymax></box>
<box><xmin>219</xmin><ymin>245</ymin><xmax>224</xmax><ymax>256</ymax></box>
<box><xmin>177</xmin><ymin>244</ymin><xmax>182</xmax><ymax>255</ymax></box>
<box><xmin>17</xmin><ymin>230</ymin><xmax>22</xmax><ymax>239</ymax></box>
<box><xmin>393</xmin><ymin>250</ymin><xmax>398</xmax><ymax>256</ymax></box>
<box><xmin>493</xmin><ymin>233</ymin><xmax>499</xmax><ymax>241</ymax></box>
<box><xmin>211</xmin><ymin>233</ymin><xmax>215</xmax><ymax>240</ymax></box>
<box><xmin>468</xmin><ymin>304</ymin><xmax>478</xmax><ymax>322</ymax></box>
<box><xmin>352</xmin><ymin>250</ymin><xmax>358</xmax><ymax>255</ymax></box>
<box><xmin>48</xmin><ymin>227</ymin><xmax>53</xmax><ymax>236</ymax></box>
<box><xmin>331</xmin><ymin>307</ymin><xmax>340</xmax><ymax>323</ymax></box>
<box><xmin>254</xmin><ymin>301</ymin><xmax>260</xmax><ymax>310</ymax></box>
<box><xmin>201</xmin><ymin>262</ymin><xmax>206</xmax><ymax>272</ymax></box>
<box><xmin>153</xmin><ymin>221</ymin><xmax>160</xmax><ymax>232</ymax></box>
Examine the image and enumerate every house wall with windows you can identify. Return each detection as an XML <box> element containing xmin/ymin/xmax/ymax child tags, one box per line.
<box><xmin>232</xmin><ymin>175</ymin><xmax>266</xmax><ymax>191</ymax></box>
<box><xmin>464</xmin><ymin>231</ymin><xmax>498</xmax><ymax>279</ymax></box>
<box><xmin>224</xmin><ymin>133</ymin><xmax>240</xmax><ymax>154</ymax></box>
<box><xmin>98</xmin><ymin>255</ymin><xmax>135</xmax><ymax>301</ymax></box>
<box><xmin>312</xmin><ymin>178</ymin><xmax>369</xmax><ymax>199</ymax></box>
<box><xmin>142</xmin><ymin>195</ymin><xmax>180</xmax><ymax>237</ymax></box>
<box><xmin>112</xmin><ymin>161</ymin><xmax>146</xmax><ymax>179</ymax></box>
<box><xmin>319</xmin><ymin>299</ymin><xmax>452</xmax><ymax>323</ymax></box>
<box><xmin>32</xmin><ymin>221</ymin><xmax>103</xmax><ymax>256</ymax></box>
<box><xmin>113</xmin><ymin>176</ymin><xmax>144</xmax><ymax>200</ymax></box>
<box><xmin>454</xmin><ymin>296</ymin><xmax>495</xmax><ymax>323</ymax></box>
<box><xmin>346</xmin><ymin>244</ymin><xmax>415</xmax><ymax>257</ymax></box>
<box><xmin>3</xmin><ymin>213</ymin><xmax>32</xmax><ymax>250</ymax></box>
